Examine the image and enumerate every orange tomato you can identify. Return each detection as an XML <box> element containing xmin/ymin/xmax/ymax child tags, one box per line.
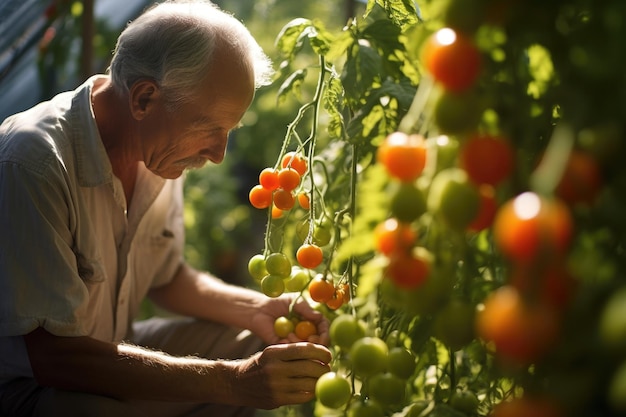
<box><xmin>273</xmin><ymin>188</ymin><xmax>295</xmax><ymax>211</ymax></box>
<box><xmin>278</xmin><ymin>168</ymin><xmax>301</xmax><ymax>191</ymax></box>
<box><xmin>493</xmin><ymin>192</ymin><xmax>572</xmax><ymax>264</ymax></box>
<box><xmin>294</xmin><ymin>320</ymin><xmax>318</xmax><ymax>340</ymax></box>
<box><xmin>476</xmin><ymin>285</ymin><xmax>560</xmax><ymax>365</ymax></box>
<box><xmin>281</xmin><ymin>151</ymin><xmax>308</xmax><ymax>176</ymax></box>
<box><xmin>374</xmin><ymin>218</ymin><xmax>416</xmax><ymax>256</ymax></box>
<box><xmin>259</xmin><ymin>167</ymin><xmax>280</xmax><ymax>191</ymax></box>
<box><xmin>249</xmin><ymin>185</ymin><xmax>273</xmax><ymax>209</ymax></box>
<box><xmin>422</xmin><ymin>28</ymin><xmax>482</xmax><ymax>92</ymax></box>
<box><xmin>377</xmin><ymin>132</ymin><xmax>427</xmax><ymax>181</ymax></box>
<box><xmin>309</xmin><ymin>275</ymin><xmax>335</xmax><ymax>303</ymax></box>
<box><xmin>296</xmin><ymin>243</ymin><xmax>324</xmax><ymax>269</ymax></box>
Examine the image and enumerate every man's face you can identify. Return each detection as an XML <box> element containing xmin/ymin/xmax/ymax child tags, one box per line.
<box><xmin>140</xmin><ymin>49</ymin><xmax>255</xmax><ymax>179</ymax></box>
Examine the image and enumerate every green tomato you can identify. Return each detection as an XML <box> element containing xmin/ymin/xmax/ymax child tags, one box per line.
<box><xmin>247</xmin><ymin>254</ymin><xmax>268</xmax><ymax>281</ymax></box>
<box><xmin>265</xmin><ymin>253</ymin><xmax>291</xmax><ymax>278</ymax></box>
<box><xmin>274</xmin><ymin>316</ymin><xmax>294</xmax><ymax>338</ymax></box>
<box><xmin>330</xmin><ymin>314</ymin><xmax>366</xmax><ymax>350</ymax></box>
<box><xmin>284</xmin><ymin>267</ymin><xmax>310</xmax><ymax>292</ymax></box>
<box><xmin>427</xmin><ymin>168</ymin><xmax>480</xmax><ymax>231</ymax></box>
<box><xmin>368</xmin><ymin>372</ymin><xmax>406</xmax><ymax>405</ymax></box>
<box><xmin>449</xmin><ymin>390</ymin><xmax>480</xmax><ymax>415</ymax></box>
<box><xmin>432</xmin><ymin>299</ymin><xmax>476</xmax><ymax>351</ymax></box>
<box><xmin>349</xmin><ymin>337</ymin><xmax>388</xmax><ymax>378</ymax></box>
<box><xmin>387</xmin><ymin>347</ymin><xmax>416</xmax><ymax>380</ymax></box>
<box><xmin>315</xmin><ymin>372</ymin><xmax>352</xmax><ymax>409</ymax></box>
<box><xmin>433</xmin><ymin>89</ymin><xmax>483</xmax><ymax>135</ymax></box>
<box><xmin>261</xmin><ymin>274</ymin><xmax>285</xmax><ymax>298</ymax></box>
<box><xmin>347</xmin><ymin>399</ymin><xmax>384</xmax><ymax>417</ymax></box>
<box><xmin>390</xmin><ymin>182</ymin><xmax>427</xmax><ymax>223</ymax></box>
<box><xmin>599</xmin><ymin>286</ymin><xmax>626</xmax><ymax>352</ymax></box>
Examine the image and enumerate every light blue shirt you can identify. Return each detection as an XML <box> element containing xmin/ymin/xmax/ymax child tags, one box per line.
<box><xmin>0</xmin><ymin>75</ymin><xmax>185</xmax><ymax>385</ymax></box>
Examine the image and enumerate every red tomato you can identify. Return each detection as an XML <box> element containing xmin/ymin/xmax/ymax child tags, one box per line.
<box><xmin>555</xmin><ymin>149</ymin><xmax>603</xmax><ymax>206</ymax></box>
<box><xmin>491</xmin><ymin>396</ymin><xmax>564</xmax><ymax>417</ymax></box>
<box><xmin>422</xmin><ymin>28</ymin><xmax>482</xmax><ymax>92</ymax></box>
<box><xmin>460</xmin><ymin>134</ymin><xmax>515</xmax><ymax>186</ymax></box>
<box><xmin>384</xmin><ymin>250</ymin><xmax>430</xmax><ymax>289</ymax></box>
<box><xmin>467</xmin><ymin>184</ymin><xmax>498</xmax><ymax>232</ymax></box>
<box><xmin>493</xmin><ymin>192</ymin><xmax>572</xmax><ymax>264</ymax></box>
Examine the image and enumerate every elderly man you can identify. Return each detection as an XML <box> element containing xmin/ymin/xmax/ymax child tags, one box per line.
<box><xmin>0</xmin><ymin>1</ymin><xmax>331</xmax><ymax>416</ymax></box>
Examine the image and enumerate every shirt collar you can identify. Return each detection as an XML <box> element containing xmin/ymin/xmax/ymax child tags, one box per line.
<box><xmin>69</xmin><ymin>75</ymin><xmax>114</xmax><ymax>188</ymax></box>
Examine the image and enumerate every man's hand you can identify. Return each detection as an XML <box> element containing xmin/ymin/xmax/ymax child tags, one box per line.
<box><xmin>227</xmin><ymin>342</ymin><xmax>332</xmax><ymax>409</ymax></box>
<box><xmin>251</xmin><ymin>295</ymin><xmax>330</xmax><ymax>346</ymax></box>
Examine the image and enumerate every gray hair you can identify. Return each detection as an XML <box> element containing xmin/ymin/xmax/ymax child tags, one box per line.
<box><xmin>108</xmin><ymin>0</ymin><xmax>273</xmax><ymax>108</ymax></box>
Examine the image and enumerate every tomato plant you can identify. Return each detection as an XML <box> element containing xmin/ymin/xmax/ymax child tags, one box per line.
<box><xmin>239</xmin><ymin>0</ymin><xmax>626</xmax><ymax>415</ymax></box>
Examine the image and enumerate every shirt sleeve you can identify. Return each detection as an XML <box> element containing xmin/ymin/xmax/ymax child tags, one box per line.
<box><xmin>0</xmin><ymin>160</ymin><xmax>91</xmax><ymax>338</ymax></box>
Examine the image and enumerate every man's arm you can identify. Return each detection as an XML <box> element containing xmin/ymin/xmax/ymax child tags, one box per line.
<box><xmin>23</xmin><ymin>327</ymin><xmax>331</xmax><ymax>409</ymax></box>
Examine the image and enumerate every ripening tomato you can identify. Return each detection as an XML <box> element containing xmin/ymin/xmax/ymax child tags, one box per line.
<box><xmin>493</xmin><ymin>192</ymin><xmax>573</xmax><ymax>263</ymax></box>
<box><xmin>294</xmin><ymin>320</ymin><xmax>318</xmax><ymax>340</ymax></box>
<box><xmin>377</xmin><ymin>132</ymin><xmax>427</xmax><ymax>181</ymax></box>
<box><xmin>554</xmin><ymin>149</ymin><xmax>602</xmax><ymax>206</ymax></box>
<box><xmin>249</xmin><ymin>185</ymin><xmax>273</xmax><ymax>209</ymax></box>
<box><xmin>460</xmin><ymin>134</ymin><xmax>515</xmax><ymax>186</ymax></box>
<box><xmin>384</xmin><ymin>250</ymin><xmax>430</xmax><ymax>289</ymax></box>
<box><xmin>509</xmin><ymin>263</ymin><xmax>577</xmax><ymax>311</ymax></box>
<box><xmin>467</xmin><ymin>184</ymin><xmax>498</xmax><ymax>232</ymax></box>
<box><xmin>374</xmin><ymin>218</ymin><xmax>416</xmax><ymax>256</ymax></box>
<box><xmin>476</xmin><ymin>285</ymin><xmax>560</xmax><ymax>365</ymax></box>
<box><xmin>277</xmin><ymin>167</ymin><xmax>301</xmax><ymax>191</ymax></box>
<box><xmin>273</xmin><ymin>188</ymin><xmax>295</xmax><ymax>211</ymax></box>
<box><xmin>281</xmin><ymin>151</ymin><xmax>308</xmax><ymax>176</ymax></box>
<box><xmin>259</xmin><ymin>167</ymin><xmax>280</xmax><ymax>191</ymax></box>
<box><xmin>274</xmin><ymin>316</ymin><xmax>295</xmax><ymax>338</ymax></box>
<box><xmin>297</xmin><ymin>191</ymin><xmax>310</xmax><ymax>209</ymax></box>
<box><xmin>308</xmin><ymin>275</ymin><xmax>335</xmax><ymax>303</ymax></box>
<box><xmin>491</xmin><ymin>396</ymin><xmax>564</xmax><ymax>417</ymax></box>
<box><xmin>296</xmin><ymin>243</ymin><xmax>323</xmax><ymax>269</ymax></box>
<box><xmin>422</xmin><ymin>28</ymin><xmax>482</xmax><ymax>92</ymax></box>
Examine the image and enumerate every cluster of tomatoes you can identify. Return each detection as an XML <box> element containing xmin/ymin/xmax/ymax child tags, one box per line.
<box><xmin>315</xmin><ymin>314</ymin><xmax>419</xmax><ymax>414</ymax></box>
<box><xmin>247</xmin><ymin>151</ymin><xmax>353</xmax><ymax>332</ymax></box>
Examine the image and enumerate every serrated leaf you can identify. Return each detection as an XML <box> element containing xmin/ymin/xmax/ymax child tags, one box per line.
<box><xmin>275</xmin><ymin>18</ymin><xmax>313</xmax><ymax>58</ymax></box>
<box><xmin>276</xmin><ymin>69</ymin><xmax>307</xmax><ymax>104</ymax></box>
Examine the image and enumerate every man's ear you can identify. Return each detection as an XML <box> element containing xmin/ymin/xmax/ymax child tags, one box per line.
<box><xmin>129</xmin><ymin>79</ymin><xmax>161</xmax><ymax>120</ymax></box>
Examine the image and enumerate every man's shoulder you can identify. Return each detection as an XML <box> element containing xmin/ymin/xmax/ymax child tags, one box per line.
<box><xmin>0</xmin><ymin>92</ymin><xmax>76</xmax><ymax>176</ymax></box>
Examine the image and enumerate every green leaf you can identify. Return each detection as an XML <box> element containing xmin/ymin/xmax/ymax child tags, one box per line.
<box><xmin>275</xmin><ymin>18</ymin><xmax>313</xmax><ymax>58</ymax></box>
<box><xmin>276</xmin><ymin>69</ymin><xmax>307</xmax><ymax>104</ymax></box>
